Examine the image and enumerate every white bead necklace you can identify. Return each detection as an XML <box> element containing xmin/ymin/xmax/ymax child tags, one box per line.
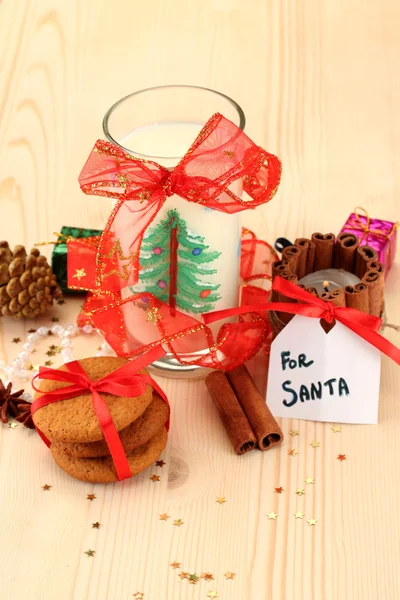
<box><xmin>0</xmin><ymin>324</ymin><xmax>114</xmax><ymax>402</ymax></box>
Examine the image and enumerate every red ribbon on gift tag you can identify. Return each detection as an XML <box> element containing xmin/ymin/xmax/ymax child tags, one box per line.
<box><xmin>31</xmin><ymin>346</ymin><xmax>169</xmax><ymax>481</ymax></box>
<box><xmin>204</xmin><ymin>277</ymin><xmax>400</xmax><ymax>365</ymax></box>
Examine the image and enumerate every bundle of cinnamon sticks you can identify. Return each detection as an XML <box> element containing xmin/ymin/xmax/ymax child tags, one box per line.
<box><xmin>206</xmin><ymin>365</ymin><xmax>283</xmax><ymax>455</ymax></box>
<box><xmin>271</xmin><ymin>232</ymin><xmax>384</xmax><ymax>321</ymax></box>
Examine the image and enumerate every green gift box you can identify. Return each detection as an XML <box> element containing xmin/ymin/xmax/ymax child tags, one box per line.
<box><xmin>52</xmin><ymin>226</ymin><xmax>102</xmax><ymax>294</ymax></box>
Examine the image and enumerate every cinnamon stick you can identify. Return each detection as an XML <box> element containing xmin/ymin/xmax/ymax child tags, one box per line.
<box><xmin>344</xmin><ymin>283</ymin><xmax>369</xmax><ymax>313</ymax></box>
<box><xmin>271</xmin><ymin>260</ymin><xmax>290</xmax><ymax>301</ymax></box>
<box><xmin>363</xmin><ymin>270</ymin><xmax>384</xmax><ymax>317</ymax></box>
<box><xmin>335</xmin><ymin>233</ymin><xmax>360</xmax><ymax>271</ymax></box>
<box><xmin>277</xmin><ymin>272</ymin><xmax>298</xmax><ymax>323</ymax></box>
<box><xmin>320</xmin><ymin>287</ymin><xmax>346</xmax><ymax>308</ymax></box>
<box><xmin>298</xmin><ymin>284</ymin><xmax>319</xmax><ymax>298</ymax></box>
<box><xmin>294</xmin><ymin>238</ymin><xmax>316</xmax><ymax>276</ymax></box>
<box><xmin>205</xmin><ymin>371</ymin><xmax>257</xmax><ymax>455</ymax></box>
<box><xmin>226</xmin><ymin>365</ymin><xmax>283</xmax><ymax>451</ymax></box>
<box><xmin>271</xmin><ymin>259</ymin><xmax>290</xmax><ymax>280</ymax></box>
<box><xmin>355</xmin><ymin>245</ymin><xmax>379</xmax><ymax>278</ymax></box>
<box><xmin>306</xmin><ymin>286</ymin><xmax>319</xmax><ymax>297</ymax></box>
<box><xmin>281</xmin><ymin>245</ymin><xmax>302</xmax><ymax>275</ymax></box>
<box><xmin>311</xmin><ymin>233</ymin><xmax>335</xmax><ymax>270</ymax></box>
<box><xmin>366</xmin><ymin>260</ymin><xmax>384</xmax><ymax>274</ymax></box>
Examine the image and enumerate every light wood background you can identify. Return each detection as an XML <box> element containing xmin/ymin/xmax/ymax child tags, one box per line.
<box><xmin>1</xmin><ymin>1</ymin><xmax>400</xmax><ymax>599</ymax></box>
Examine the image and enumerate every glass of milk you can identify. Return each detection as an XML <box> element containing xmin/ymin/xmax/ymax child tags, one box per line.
<box><xmin>103</xmin><ymin>85</ymin><xmax>246</xmax><ymax>378</ymax></box>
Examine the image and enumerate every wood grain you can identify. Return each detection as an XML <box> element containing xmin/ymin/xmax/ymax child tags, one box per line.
<box><xmin>0</xmin><ymin>0</ymin><xmax>400</xmax><ymax>598</ymax></box>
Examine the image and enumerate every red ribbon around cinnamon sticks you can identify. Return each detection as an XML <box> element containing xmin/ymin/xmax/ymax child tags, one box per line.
<box><xmin>204</xmin><ymin>277</ymin><xmax>400</xmax><ymax>365</ymax></box>
<box><xmin>31</xmin><ymin>346</ymin><xmax>169</xmax><ymax>481</ymax></box>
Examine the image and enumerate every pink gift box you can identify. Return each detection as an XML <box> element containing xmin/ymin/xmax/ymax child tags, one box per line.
<box><xmin>340</xmin><ymin>208</ymin><xmax>398</xmax><ymax>276</ymax></box>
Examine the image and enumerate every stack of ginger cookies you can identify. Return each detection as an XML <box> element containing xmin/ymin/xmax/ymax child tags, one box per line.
<box><xmin>32</xmin><ymin>357</ymin><xmax>169</xmax><ymax>483</ymax></box>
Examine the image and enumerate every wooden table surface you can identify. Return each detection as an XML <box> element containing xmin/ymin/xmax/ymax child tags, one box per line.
<box><xmin>1</xmin><ymin>1</ymin><xmax>400</xmax><ymax>599</ymax></box>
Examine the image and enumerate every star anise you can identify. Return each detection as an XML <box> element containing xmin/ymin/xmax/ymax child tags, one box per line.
<box><xmin>16</xmin><ymin>402</ymin><xmax>35</xmax><ymax>429</ymax></box>
<box><xmin>0</xmin><ymin>379</ymin><xmax>24</xmax><ymax>423</ymax></box>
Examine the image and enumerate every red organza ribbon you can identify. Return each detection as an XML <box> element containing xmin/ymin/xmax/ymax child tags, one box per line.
<box><xmin>240</xmin><ymin>228</ymin><xmax>278</xmax><ymax>282</ymax></box>
<box><xmin>77</xmin><ymin>112</ymin><xmax>281</xmax><ymax>292</ymax></box>
<box><xmin>68</xmin><ymin>112</ymin><xmax>280</xmax><ymax>370</ymax></box>
<box><xmin>204</xmin><ymin>277</ymin><xmax>400</xmax><ymax>365</ymax></box>
<box><xmin>31</xmin><ymin>346</ymin><xmax>169</xmax><ymax>481</ymax></box>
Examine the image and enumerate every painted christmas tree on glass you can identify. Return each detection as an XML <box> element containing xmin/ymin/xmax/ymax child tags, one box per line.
<box><xmin>137</xmin><ymin>209</ymin><xmax>221</xmax><ymax>313</ymax></box>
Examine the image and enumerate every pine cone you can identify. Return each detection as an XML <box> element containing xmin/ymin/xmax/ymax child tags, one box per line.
<box><xmin>0</xmin><ymin>242</ymin><xmax>62</xmax><ymax>319</ymax></box>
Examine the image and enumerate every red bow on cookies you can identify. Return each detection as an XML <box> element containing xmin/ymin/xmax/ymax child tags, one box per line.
<box><xmin>31</xmin><ymin>346</ymin><xmax>169</xmax><ymax>481</ymax></box>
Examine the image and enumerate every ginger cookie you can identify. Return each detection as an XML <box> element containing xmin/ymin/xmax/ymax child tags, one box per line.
<box><xmin>52</xmin><ymin>391</ymin><xmax>169</xmax><ymax>458</ymax></box>
<box><xmin>51</xmin><ymin>427</ymin><xmax>168</xmax><ymax>483</ymax></box>
<box><xmin>33</xmin><ymin>357</ymin><xmax>153</xmax><ymax>443</ymax></box>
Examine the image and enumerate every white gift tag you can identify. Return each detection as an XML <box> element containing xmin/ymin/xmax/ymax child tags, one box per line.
<box><xmin>266</xmin><ymin>315</ymin><xmax>381</xmax><ymax>424</ymax></box>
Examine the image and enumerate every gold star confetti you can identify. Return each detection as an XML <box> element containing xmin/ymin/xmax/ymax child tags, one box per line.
<box><xmin>288</xmin><ymin>449</ymin><xmax>298</xmax><ymax>456</ymax></box>
<box><xmin>73</xmin><ymin>268</ymin><xmax>86</xmax><ymax>281</ymax></box>
<box><xmin>337</xmin><ymin>454</ymin><xmax>347</xmax><ymax>461</ymax></box>
<box><xmin>149</xmin><ymin>474</ymin><xmax>160</xmax><ymax>482</ymax></box>
<box><xmin>305</xmin><ymin>477</ymin><xmax>315</xmax><ymax>485</ymax></box>
<box><xmin>146</xmin><ymin>308</ymin><xmax>161</xmax><ymax>324</ymax></box>
<box><xmin>159</xmin><ymin>513</ymin><xmax>170</xmax><ymax>521</ymax></box>
<box><xmin>267</xmin><ymin>512</ymin><xmax>278</xmax><ymax>520</ymax></box>
<box><xmin>293</xmin><ymin>511</ymin><xmax>305</xmax><ymax>519</ymax></box>
<box><xmin>216</xmin><ymin>496</ymin><xmax>226</xmax><ymax>504</ymax></box>
<box><xmin>92</xmin><ymin>522</ymin><xmax>102</xmax><ymax>529</ymax></box>
<box><xmin>46</xmin><ymin>350</ymin><xmax>56</xmax><ymax>357</ymax></box>
<box><xmin>42</xmin><ymin>484</ymin><xmax>52</xmax><ymax>491</ymax></box>
<box><xmin>178</xmin><ymin>572</ymin><xmax>189</xmax><ymax>579</ymax></box>
<box><xmin>289</xmin><ymin>429</ymin><xmax>299</xmax><ymax>437</ymax></box>
<box><xmin>307</xmin><ymin>518</ymin><xmax>318</xmax><ymax>526</ymax></box>
<box><xmin>28</xmin><ymin>328</ymin><xmax>37</xmax><ymax>333</ymax></box>
<box><xmin>8</xmin><ymin>422</ymin><xmax>18</xmax><ymax>428</ymax></box>
<box><xmin>207</xmin><ymin>592</ymin><xmax>218</xmax><ymax>599</ymax></box>
<box><xmin>47</xmin><ymin>330</ymin><xmax>54</xmax><ymax>336</ymax></box>
<box><xmin>275</xmin><ymin>486</ymin><xmax>284</xmax><ymax>493</ymax></box>
<box><xmin>170</xmin><ymin>561</ymin><xmax>181</xmax><ymax>569</ymax></box>
<box><xmin>51</xmin><ymin>317</ymin><xmax>59</xmax><ymax>322</ymax></box>
<box><xmin>57</xmin><ymin>299</ymin><xmax>65</xmax><ymax>305</ymax></box>
<box><xmin>155</xmin><ymin>460</ymin><xmax>166</xmax><ymax>467</ymax></box>
<box><xmin>331</xmin><ymin>425</ymin><xmax>342</xmax><ymax>433</ymax></box>
<box><xmin>32</xmin><ymin>349</ymin><xmax>37</xmax><ymax>353</ymax></box>
<box><xmin>296</xmin><ymin>489</ymin><xmax>305</xmax><ymax>496</ymax></box>
<box><xmin>84</xmin><ymin>549</ymin><xmax>95</xmax><ymax>557</ymax></box>
<box><xmin>201</xmin><ymin>573</ymin><xmax>214</xmax><ymax>581</ymax></box>
<box><xmin>224</xmin><ymin>572</ymin><xmax>235</xmax><ymax>580</ymax></box>
<box><xmin>87</xmin><ymin>493</ymin><xmax>96</xmax><ymax>501</ymax></box>
<box><xmin>132</xmin><ymin>593</ymin><xmax>144</xmax><ymax>599</ymax></box>
<box><xmin>44</xmin><ymin>360</ymin><xmax>53</xmax><ymax>367</ymax></box>
<box><xmin>12</xmin><ymin>337</ymin><xmax>21</xmax><ymax>343</ymax></box>
<box><xmin>173</xmin><ymin>519</ymin><xmax>184</xmax><ymax>527</ymax></box>
<box><xmin>310</xmin><ymin>441</ymin><xmax>320</xmax><ymax>448</ymax></box>
<box><xmin>189</xmin><ymin>574</ymin><xmax>199</xmax><ymax>584</ymax></box>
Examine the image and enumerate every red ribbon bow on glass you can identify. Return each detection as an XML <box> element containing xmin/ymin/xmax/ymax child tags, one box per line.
<box><xmin>77</xmin><ymin>113</ymin><xmax>282</xmax><ymax>292</ymax></box>
<box><xmin>204</xmin><ymin>277</ymin><xmax>400</xmax><ymax>365</ymax></box>
<box><xmin>31</xmin><ymin>346</ymin><xmax>169</xmax><ymax>481</ymax></box>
